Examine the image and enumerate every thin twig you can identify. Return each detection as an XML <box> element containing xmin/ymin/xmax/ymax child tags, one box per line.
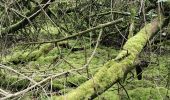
<box><xmin>83</xmin><ymin>29</ymin><xmax>103</xmax><ymax>77</ymax></box>
<box><xmin>118</xmin><ymin>81</ymin><xmax>131</xmax><ymax>100</ymax></box>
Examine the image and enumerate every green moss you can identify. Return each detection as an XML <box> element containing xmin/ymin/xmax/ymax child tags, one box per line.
<box><xmin>127</xmin><ymin>80</ymin><xmax>155</xmax><ymax>89</ymax></box>
<box><xmin>52</xmin><ymin>82</ymin><xmax>65</xmax><ymax>90</ymax></box>
<box><xmin>94</xmin><ymin>88</ymin><xmax>119</xmax><ymax>100</ymax></box>
<box><xmin>39</xmin><ymin>43</ymin><xmax>53</xmax><ymax>52</ymax></box>
<box><xmin>48</xmin><ymin>47</ymin><xmax>59</xmax><ymax>56</ymax></box>
<box><xmin>122</xmin><ymin>87</ymin><xmax>170</xmax><ymax>100</ymax></box>
<box><xmin>40</xmin><ymin>26</ymin><xmax>59</xmax><ymax>35</ymax></box>
<box><xmin>37</xmin><ymin>56</ymin><xmax>56</xmax><ymax>64</ymax></box>
<box><xmin>27</xmin><ymin>50</ymin><xmax>42</xmax><ymax>60</ymax></box>
<box><xmin>58</xmin><ymin>88</ymin><xmax>74</xmax><ymax>95</ymax></box>
<box><xmin>3</xmin><ymin>43</ymin><xmax>54</xmax><ymax>64</ymax></box>
<box><xmin>67</xmin><ymin>75</ymin><xmax>88</xmax><ymax>86</ymax></box>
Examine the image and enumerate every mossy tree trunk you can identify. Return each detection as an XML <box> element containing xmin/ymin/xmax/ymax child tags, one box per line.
<box><xmin>53</xmin><ymin>17</ymin><xmax>166</xmax><ymax>100</ymax></box>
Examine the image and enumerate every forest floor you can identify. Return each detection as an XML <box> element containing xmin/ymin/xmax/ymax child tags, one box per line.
<box><xmin>0</xmin><ymin>39</ymin><xmax>170</xmax><ymax>100</ymax></box>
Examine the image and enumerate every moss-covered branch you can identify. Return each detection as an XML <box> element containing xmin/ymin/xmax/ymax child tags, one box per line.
<box><xmin>3</xmin><ymin>43</ymin><xmax>54</xmax><ymax>64</ymax></box>
<box><xmin>52</xmin><ymin>17</ymin><xmax>165</xmax><ymax>100</ymax></box>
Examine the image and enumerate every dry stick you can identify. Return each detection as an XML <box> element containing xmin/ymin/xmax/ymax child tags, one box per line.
<box><xmin>0</xmin><ymin>67</ymin><xmax>85</xmax><ymax>100</ymax></box>
<box><xmin>83</xmin><ymin>37</ymin><xmax>88</xmax><ymax>65</ymax></box>
<box><xmin>84</xmin><ymin>29</ymin><xmax>103</xmax><ymax>78</ymax></box>
<box><xmin>21</xmin><ymin>18</ymin><xmax>123</xmax><ymax>45</ymax></box>
<box><xmin>85</xmin><ymin>29</ymin><xmax>103</xmax><ymax>97</ymax></box>
<box><xmin>115</xmin><ymin>24</ymin><xmax>127</xmax><ymax>48</ymax></box>
<box><xmin>0</xmin><ymin>64</ymin><xmax>49</xmax><ymax>99</ymax></box>
<box><xmin>35</xmin><ymin>1</ymin><xmax>58</xmax><ymax>27</ymax></box>
<box><xmin>0</xmin><ymin>88</ymin><xmax>9</xmax><ymax>96</ymax></box>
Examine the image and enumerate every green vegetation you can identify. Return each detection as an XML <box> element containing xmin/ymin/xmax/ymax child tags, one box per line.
<box><xmin>0</xmin><ymin>0</ymin><xmax>170</xmax><ymax>100</ymax></box>
<box><xmin>1</xmin><ymin>40</ymin><xmax>169</xmax><ymax>99</ymax></box>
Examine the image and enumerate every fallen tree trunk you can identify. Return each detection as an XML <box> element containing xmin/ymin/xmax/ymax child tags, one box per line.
<box><xmin>53</xmin><ymin>17</ymin><xmax>167</xmax><ymax>100</ymax></box>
